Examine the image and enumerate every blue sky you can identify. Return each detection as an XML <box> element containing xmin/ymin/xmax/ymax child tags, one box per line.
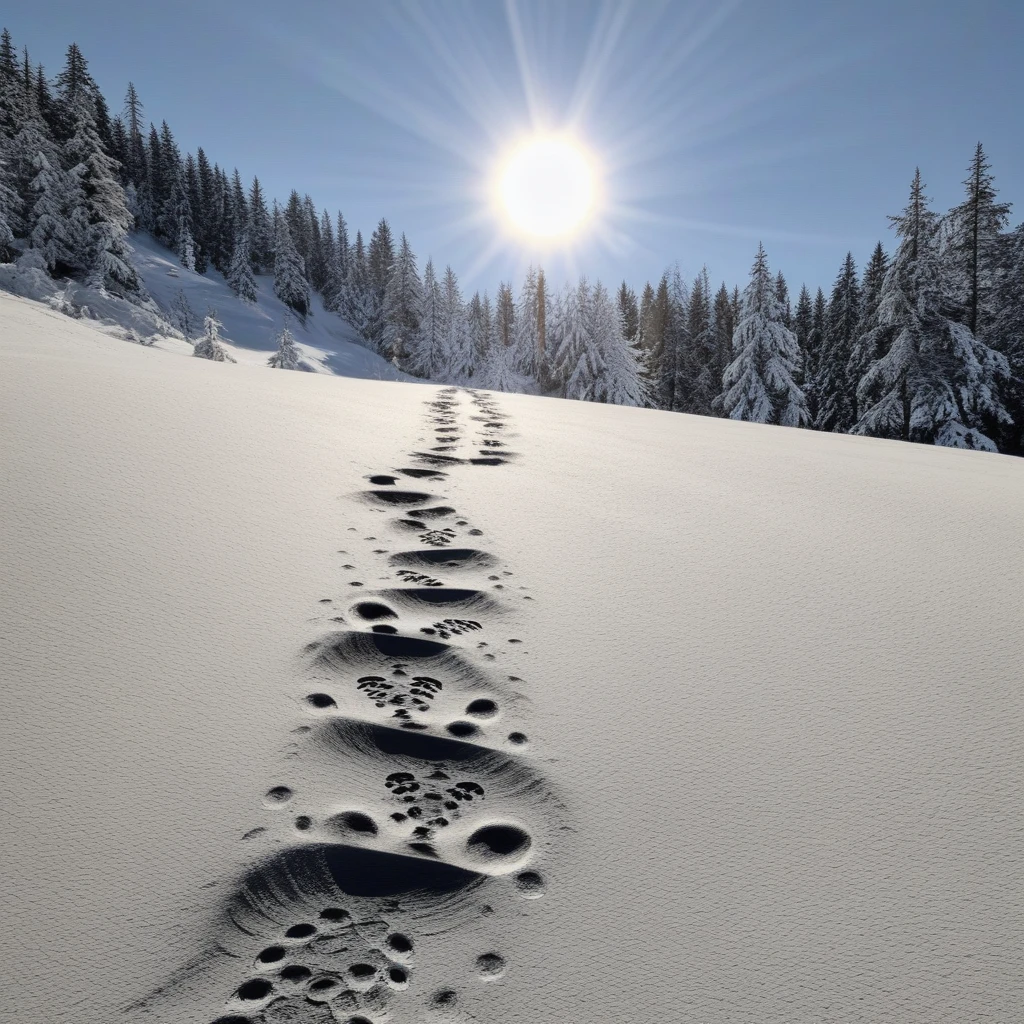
<box><xmin>5</xmin><ymin>0</ymin><xmax>1023</xmax><ymax>298</ymax></box>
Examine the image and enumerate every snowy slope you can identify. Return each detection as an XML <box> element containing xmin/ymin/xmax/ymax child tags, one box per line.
<box><xmin>2</xmin><ymin>291</ymin><xmax>1023</xmax><ymax>1024</ymax></box>
<box><xmin>129</xmin><ymin>234</ymin><xmax>413</xmax><ymax>380</ymax></box>
<box><xmin>0</xmin><ymin>234</ymin><xmax>412</xmax><ymax>381</ymax></box>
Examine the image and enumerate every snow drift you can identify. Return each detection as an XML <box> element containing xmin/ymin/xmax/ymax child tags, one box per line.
<box><xmin>2</xmin><ymin>291</ymin><xmax>1023</xmax><ymax>1024</ymax></box>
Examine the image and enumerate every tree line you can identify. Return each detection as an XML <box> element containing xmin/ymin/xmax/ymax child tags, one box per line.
<box><xmin>0</xmin><ymin>29</ymin><xmax>1021</xmax><ymax>453</ymax></box>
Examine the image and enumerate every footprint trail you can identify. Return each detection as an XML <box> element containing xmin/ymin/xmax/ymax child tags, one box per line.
<box><xmin>144</xmin><ymin>387</ymin><xmax>553</xmax><ymax>1024</ymax></box>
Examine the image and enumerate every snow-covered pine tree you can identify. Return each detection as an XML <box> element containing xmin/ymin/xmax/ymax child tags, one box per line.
<box><xmin>63</xmin><ymin>96</ymin><xmax>139</xmax><ymax>293</ymax></box>
<box><xmin>329</xmin><ymin>210</ymin><xmax>349</xmax><ymax>308</ymax></box>
<box><xmin>513</xmin><ymin>266</ymin><xmax>539</xmax><ymax>377</ymax></box>
<box><xmin>0</xmin><ymin>29</ymin><xmax>21</xmax><ymax>138</ymax></box>
<box><xmin>663</xmin><ymin>266</ymin><xmax>688</xmax><ymax>411</ymax></box>
<box><xmin>344</xmin><ymin>229</ymin><xmax>370</xmax><ymax>336</ymax></box>
<box><xmin>51</xmin><ymin>42</ymin><xmax>101</xmax><ymax>143</ymax></box>
<box><xmin>121</xmin><ymin>83</ymin><xmax>147</xmax><ymax>199</ymax></box>
<box><xmin>272</xmin><ymin>206</ymin><xmax>310</xmax><ymax>319</ymax></box>
<box><xmin>853</xmin><ymin>170</ymin><xmax>1010</xmax><ymax>450</ymax></box>
<box><xmin>993</xmin><ymin>223</ymin><xmax>1024</xmax><ymax>454</ymax></box>
<box><xmin>550</xmin><ymin>277</ymin><xmax>600</xmax><ymax>400</ymax></box>
<box><xmin>681</xmin><ymin>266</ymin><xmax>717</xmax><ymax>415</ymax></box>
<box><xmin>0</xmin><ymin>150</ymin><xmax>17</xmax><ymax>262</ymax></box>
<box><xmin>194</xmin><ymin>147</ymin><xmax>216</xmax><ymax>271</ymax></box>
<box><xmin>438</xmin><ymin>265</ymin><xmax>473</xmax><ymax>382</ymax></box>
<box><xmin>847</xmin><ymin>242</ymin><xmax>889</xmax><ymax>419</ymax></box>
<box><xmin>535</xmin><ymin>267</ymin><xmax>549</xmax><ymax>386</ymax></box>
<box><xmin>775</xmin><ymin>271</ymin><xmax>792</xmax><ymax>328</ymax></box>
<box><xmin>194</xmin><ymin>309</ymin><xmax>234</xmax><ymax>361</ymax></box>
<box><xmin>481</xmin><ymin>338</ymin><xmax>523</xmax><ymax>393</ymax></box>
<box><xmin>319</xmin><ymin>209</ymin><xmax>335</xmax><ymax>294</ymax></box>
<box><xmin>943</xmin><ymin>143</ymin><xmax>1011</xmax><ymax>339</ymax></box>
<box><xmin>268</xmin><ymin>316</ymin><xmax>302</xmax><ymax>369</ymax></box>
<box><xmin>248</xmin><ymin>176</ymin><xmax>272</xmax><ymax>273</ymax></box>
<box><xmin>710</xmin><ymin>282</ymin><xmax>734</xmax><ymax>414</ymax></box>
<box><xmin>381</xmin><ymin>232</ymin><xmax>423</xmax><ymax>365</ymax></box>
<box><xmin>466</xmin><ymin>292</ymin><xmax>485</xmax><ymax>375</ymax></box>
<box><xmin>814</xmin><ymin>252</ymin><xmax>861</xmax><ymax>432</ymax></box>
<box><xmin>154</xmin><ymin>121</ymin><xmax>182</xmax><ymax>245</ymax></box>
<box><xmin>641</xmin><ymin>275</ymin><xmax>671</xmax><ymax>407</ymax></box>
<box><xmin>617</xmin><ymin>283</ymin><xmax>639</xmax><ymax>346</ymax></box>
<box><xmin>304</xmin><ymin>195</ymin><xmax>325</xmax><ymax>293</ymax></box>
<box><xmin>477</xmin><ymin>291</ymin><xmax>494</xmax><ymax>368</ymax></box>
<box><xmin>716</xmin><ymin>243</ymin><xmax>808</xmax><ymax>426</ymax></box>
<box><xmin>405</xmin><ymin>256</ymin><xmax>442</xmax><ymax>379</ymax></box>
<box><xmin>495</xmin><ymin>281</ymin><xmax>515</xmax><ymax>350</ymax></box>
<box><xmin>792</xmin><ymin>285</ymin><xmax>813</xmax><ymax>366</ymax></box>
<box><xmin>171</xmin><ymin>287</ymin><xmax>199</xmax><ymax>341</ymax></box>
<box><xmin>591</xmin><ymin>280</ymin><xmax>647</xmax><ymax>406</ymax></box>
<box><xmin>227</xmin><ymin>227</ymin><xmax>258</xmax><ymax>304</ymax></box>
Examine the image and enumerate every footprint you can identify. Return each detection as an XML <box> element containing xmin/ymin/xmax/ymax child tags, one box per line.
<box><xmin>476</xmin><ymin>952</ymin><xmax>507</xmax><ymax>981</ymax></box>
<box><xmin>421</xmin><ymin>618</ymin><xmax>483</xmax><ymax>640</ymax></box>
<box><xmin>360</xmin><ymin>489</ymin><xmax>437</xmax><ymax>506</ymax></box>
<box><xmin>389</xmin><ymin>549</ymin><xmax>496</xmax><ymax>571</ymax></box>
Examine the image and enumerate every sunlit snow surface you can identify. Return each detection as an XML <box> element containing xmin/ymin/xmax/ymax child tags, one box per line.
<box><xmin>2</xmin><ymin>291</ymin><xmax>1023</xmax><ymax>1024</ymax></box>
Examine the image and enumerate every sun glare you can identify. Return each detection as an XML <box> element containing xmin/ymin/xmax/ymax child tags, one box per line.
<box><xmin>497</xmin><ymin>135</ymin><xmax>599</xmax><ymax>242</ymax></box>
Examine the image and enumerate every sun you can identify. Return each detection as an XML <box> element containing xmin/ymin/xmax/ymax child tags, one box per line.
<box><xmin>496</xmin><ymin>135</ymin><xmax>600</xmax><ymax>241</ymax></box>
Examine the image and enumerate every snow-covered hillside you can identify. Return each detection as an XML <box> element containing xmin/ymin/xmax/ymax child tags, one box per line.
<box><xmin>0</xmin><ymin>233</ymin><xmax>411</xmax><ymax>381</ymax></box>
<box><xmin>2</xmin><ymin>294</ymin><xmax>1023</xmax><ymax>1024</ymax></box>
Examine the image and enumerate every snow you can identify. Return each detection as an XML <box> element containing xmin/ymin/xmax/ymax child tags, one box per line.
<box><xmin>130</xmin><ymin>233</ymin><xmax>414</xmax><ymax>380</ymax></box>
<box><xmin>2</xmin><ymin>291</ymin><xmax>1023</xmax><ymax>1024</ymax></box>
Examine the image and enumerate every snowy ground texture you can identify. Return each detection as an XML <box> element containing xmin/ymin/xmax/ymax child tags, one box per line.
<box><xmin>0</xmin><ymin>232</ymin><xmax>410</xmax><ymax>380</ymax></box>
<box><xmin>2</xmin><ymin>292</ymin><xmax>1024</xmax><ymax>1024</ymax></box>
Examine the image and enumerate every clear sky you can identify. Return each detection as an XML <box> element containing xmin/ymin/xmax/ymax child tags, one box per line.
<box><xmin>5</xmin><ymin>0</ymin><xmax>1023</xmax><ymax>297</ymax></box>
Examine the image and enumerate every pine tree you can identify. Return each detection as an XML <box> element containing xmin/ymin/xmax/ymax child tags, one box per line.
<box><xmin>551</xmin><ymin>277</ymin><xmax>600</xmax><ymax>399</ymax></box>
<box><xmin>847</xmin><ymin>242</ymin><xmax>889</xmax><ymax>419</ymax></box>
<box><xmin>853</xmin><ymin>170</ymin><xmax>1010</xmax><ymax>450</ymax></box>
<box><xmin>802</xmin><ymin>287</ymin><xmax>827</xmax><ymax>421</ymax></box>
<box><xmin>0</xmin><ymin>28</ymin><xmax>20</xmax><ymax>139</ymax></box>
<box><xmin>273</xmin><ymin>207</ymin><xmax>310</xmax><ymax>319</ymax></box>
<box><xmin>478</xmin><ymin>291</ymin><xmax>494</xmax><ymax>366</ymax></box>
<box><xmin>711</xmin><ymin>283</ymin><xmax>734</xmax><ymax>414</ymax></box>
<box><xmin>227</xmin><ymin>228</ymin><xmax>258</xmax><ymax>303</ymax></box>
<box><xmin>155</xmin><ymin>121</ymin><xmax>182</xmax><ymax>244</ymax></box>
<box><xmin>194</xmin><ymin>148</ymin><xmax>216</xmax><ymax>272</ymax></box>
<box><xmin>406</xmin><ymin>256</ymin><xmax>442</xmax><ymax>378</ymax></box>
<box><xmin>775</xmin><ymin>271</ymin><xmax>792</xmax><ymax>328</ymax></box>
<box><xmin>268</xmin><ymin>317</ymin><xmax>302</xmax><ymax>369</ymax></box>
<box><xmin>944</xmin><ymin>143</ymin><xmax>1011</xmax><ymax>339</ymax></box>
<box><xmin>438</xmin><ymin>264</ymin><xmax>473</xmax><ymax>381</ymax></box>
<box><xmin>681</xmin><ymin>267</ymin><xmax>717</xmax><ymax>415</ymax></box>
<box><xmin>495</xmin><ymin>281</ymin><xmax>515</xmax><ymax>351</ymax></box>
<box><xmin>248</xmin><ymin>176</ymin><xmax>272</xmax><ymax>273</ymax></box>
<box><xmin>381</xmin><ymin>232</ymin><xmax>423</xmax><ymax>365</ymax></box>
<box><xmin>514</xmin><ymin>266</ymin><xmax>539</xmax><ymax>376</ymax></box>
<box><xmin>641</xmin><ymin>275</ymin><xmax>671</xmax><ymax>407</ymax></box>
<box><xmin>592</xmin><ymin>280</ymin><xmax>647</xmax><ymax>406</ymax></box>
<box><xmin>52</xmin><ymin>43</ymin><xmax>100</xmax><ymax>143</ymax></box>
<box><xmin>792</xmin><ymin>285</ymin><xmax>813</xmax><ymax>361</ymax></box>
<box><xmin>0</xmin><ymin>151</ymin><xmax>17</xmax><ymax>262</ymax></box>
<box><xmin>303</xmin><ymin>194</ymin><xmax>324</xmax><ymax>292</ymax></box>
<box><xmin>664</xmin><ymin>267</ymin><xmax>688</xmax><ymax>411</ymax></box>
<box><xmin>993</xmin><ymin>223</ymin><xmax>1024</xmax><ymax>454</ymax></box>
<box><xmin>193</xmin><ymin>310</ymin><xmax>233</xmax><ymax>361</ymax></box>
<box><xmin>63</xmin><ymin>100</ymin><xmax>138</xmax><ymax>291</ymax></box>
<box><xmin>344</xmin><ymin>229</ymin><xmax>370</xmax><ymax>335</ymax></box>
<box><xmin>814</xmin><ymin>253</ymin><xmax>861</xmax><ymax>432</ymax></box>
<box><xmin>716</xmin><ymin>243</ymin><xmax>808</xmax><ymax>426</ymax></box>
<box><xmin>535</xmin><ymin>267</ymin><xmax>548</xmax><ymax>385</ymax></box>
<box><xmin>617</xmin><ymin>283</ymin><xmax>639</xmax><ymax>345</ymax></box>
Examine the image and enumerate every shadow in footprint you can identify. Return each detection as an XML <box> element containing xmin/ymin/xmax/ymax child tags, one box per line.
<box><xmin>390</xmin><ymin>549</ymin><xmax>497</xmax><ymax>571</ymax></box>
